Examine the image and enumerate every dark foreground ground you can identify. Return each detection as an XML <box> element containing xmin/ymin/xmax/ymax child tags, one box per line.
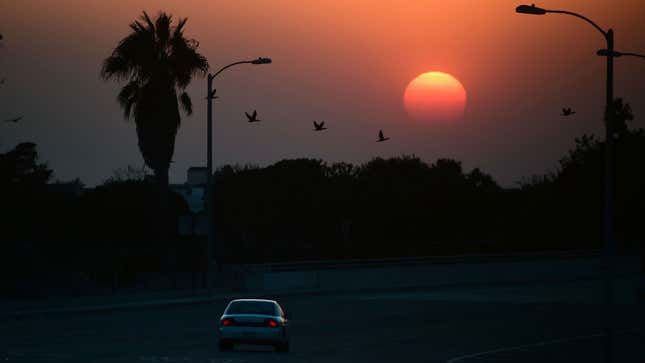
<box><xmin>1</xmin><ymin>277</ymin><xmax>643</xmax><ymax>363</ymax></box>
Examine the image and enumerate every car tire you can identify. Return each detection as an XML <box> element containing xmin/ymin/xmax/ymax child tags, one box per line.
<box><xmin>218</xmin><ymin>340</ymin><xmax>233</xmax><ymax>352</ymax></box>
<box><xmin>275</xmin><ymin>342</ymin><xmax>289</xmax><ymax>353</ymax></box>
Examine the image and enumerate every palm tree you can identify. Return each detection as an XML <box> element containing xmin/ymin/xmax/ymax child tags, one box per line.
<box><xmin>101</xmin><ymin>11</ymin><xmax>208</xmax><ymax>190</ymax></box>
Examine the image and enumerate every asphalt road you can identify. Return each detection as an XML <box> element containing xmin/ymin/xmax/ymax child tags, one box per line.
<box><xmin>1</xmin><ymin>278</ymin><xmax>643</xmax><ymax>363</ymax></box>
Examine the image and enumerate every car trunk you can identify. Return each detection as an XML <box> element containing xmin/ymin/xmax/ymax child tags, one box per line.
<box><xmin>228</xmin><ymin>314</ymin><xmax>274</xmax><ymax>327</ymax></box>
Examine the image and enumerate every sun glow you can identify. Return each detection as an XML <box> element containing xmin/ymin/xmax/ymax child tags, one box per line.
<box><xmin>403</xmin><ymin>72</ymin><xmax>467</xmax><ymax>123</ymax></box>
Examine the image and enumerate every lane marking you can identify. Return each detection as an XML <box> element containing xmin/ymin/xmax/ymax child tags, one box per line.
<box><xmin>445</xmin><ymin>328</ymin><xmax>641</xmax><ymax>363</ymax></box>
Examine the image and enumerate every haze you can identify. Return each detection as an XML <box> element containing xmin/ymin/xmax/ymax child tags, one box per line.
<box><xmin>1</xmin><ymin>0</ymin><xmax>644</xmax><ymax>186</ymax></box>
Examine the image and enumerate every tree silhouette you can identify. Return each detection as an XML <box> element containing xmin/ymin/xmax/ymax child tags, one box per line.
<box><xmin>101</xmin><ymin>12</ymin><xmax>208</xmax><ymax>190</ymax></box>
<box><xmin>0</xmin><ymin>142</ymin><xmax>52</xmax><ymax>187</ymax></box>
<box><xmin>0</xmin><ymin>142</ymin><xmax>55</xmax><ymax>294</ymax></box>
<box><xmin>104</xmin><ymin>165</ymin><xmax>151</xmax><ymax>184</ymax></box>
<box><xmin>517</xmin><ymin>98</ymin><xmax>644</xmax><ymax>255</ymax></box>
<box><xmin>609</xmin><ymin>98</ymin><xmax>634</xmax><ymax>138</ymax></box>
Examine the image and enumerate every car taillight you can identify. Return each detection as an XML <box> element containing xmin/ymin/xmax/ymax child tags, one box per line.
<box><xmin>265</xmin><ymin>319</ymin><xmax>278</xmax><ymax>328</ymax></box>
<box><xmin>220</xmin><ymin>318</ymin><xmax>235</xmax><ymax>326</ymax></box>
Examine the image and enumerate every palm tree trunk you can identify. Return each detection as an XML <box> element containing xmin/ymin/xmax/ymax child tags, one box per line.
<box><xmin>154</xmin><ymin>167</ymin><xmax>170</xmax><ymax>237</ymax></box>
<box><xmin>155</xmin><ymin>167</ymin><xmax>169</xmax><ymax>198</ymax></box>
<box><xmin>154</xmin><ymin>166</ymin><xmax>176</xmax><ymax>288</ymax></box>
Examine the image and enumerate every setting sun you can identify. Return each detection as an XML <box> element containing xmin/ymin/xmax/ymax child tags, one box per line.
<box><xmin>403</xmin><ymin>72</ymin><xmax>467</xmax><ymax>123</ymax></box>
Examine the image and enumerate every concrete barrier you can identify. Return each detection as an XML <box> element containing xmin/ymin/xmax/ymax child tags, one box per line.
<box><xmin>236</xmin><ymin>254</ymin><xmax>641</xmax><ymax>292</ymax></box>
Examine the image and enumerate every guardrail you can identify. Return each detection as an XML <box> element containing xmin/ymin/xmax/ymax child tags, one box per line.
<box><xmin>225</xmin><ymin>249</ymin><xmax>602</xmax><ymax>272</ymax></box>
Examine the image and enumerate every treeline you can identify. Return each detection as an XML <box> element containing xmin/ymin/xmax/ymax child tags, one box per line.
<box><xmin>2</xmin><ymin>118</ymin><xmax>645</xmax><ymax>295</ymax></box>
<box><xmin>212</xmin><ymin>127</ymin><xmax>645</xmax><ymax>263</ymax></box>
<box><xmin>213</xmin><ymin>157</ymin><xmax>505</xmax><ymax>262</ymax></box>
<box><xmin>0</xmin><ymin>148</ymin><xmax>192</xmax><ymax>296</ymax></box>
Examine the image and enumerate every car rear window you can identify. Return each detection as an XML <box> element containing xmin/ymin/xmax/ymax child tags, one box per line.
<box><xmin>226</xmin><ymin>301</ymin><xmax>276</xmax><ymax>315</ymax></box>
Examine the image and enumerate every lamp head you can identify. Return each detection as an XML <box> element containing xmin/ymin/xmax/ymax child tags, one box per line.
<box><xmin>597</xmin><ymin>49</ymin><xmax>622</xmax><ymax>57</ymax></box>
<box><xmin>252</xmin><ymin>57</ymin><xmax>272</xmax><ymax>64</ymax></box>
<box><xmin>516</xmin><ymin>4</ymin><xmax>547</xmax><ymax>15</ymax></box>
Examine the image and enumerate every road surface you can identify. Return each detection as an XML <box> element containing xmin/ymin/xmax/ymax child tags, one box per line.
<box><xmin>1</xmin><ymin>277</ymin><xmax>643</xmax><ymax>362</ymax></box>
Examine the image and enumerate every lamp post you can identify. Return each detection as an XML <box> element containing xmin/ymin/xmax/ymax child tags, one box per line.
<box><xmin>205</xmin><ymin>57</ymin><xmax>272</xmax><ymax>292</ymax></box>
<box><xmin>516</xmin><ymin>5</ymin><xmax>645</xmax><ymax>362</ymax></box>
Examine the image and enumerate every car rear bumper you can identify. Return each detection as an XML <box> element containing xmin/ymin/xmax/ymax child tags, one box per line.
<box><xmin>219</xmin><ymin>326</ymin><xmax>287</xmax><ymax>344</ymax></box>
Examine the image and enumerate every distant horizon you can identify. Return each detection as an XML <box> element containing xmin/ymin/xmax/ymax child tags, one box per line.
<box><xmin>33</xmin><ymin>152</ymin><xmax>565</xmax><ymax>189</ymax></box>
<box><xmin>41</xmin><ymin>156</ymin><xmax>500</xmax><ymax>186</ymax></box>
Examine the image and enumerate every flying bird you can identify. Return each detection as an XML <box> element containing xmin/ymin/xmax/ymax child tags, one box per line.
<box><xmin>377</xmin><ymin>130</ymin><xmax>390</xmax><ymax>142</ymax></box>
<box><xmin>4</xmin><ymin>116</ymin><xmax>22</xmax><ymax>123</ymax></box>
<box><xmin>561</xmin><ymin>107</ymin><xmax>576</xmax><ymax>116</ymax></box>
<box><xmin>313</xmin><ymin>121</ymin><xmax>327</xmax><ymax>131</ymax></box>
<box><xmin>245</xmin><ymin>110</ymin><xmax>260</xmax><ymax>122</ymax></box>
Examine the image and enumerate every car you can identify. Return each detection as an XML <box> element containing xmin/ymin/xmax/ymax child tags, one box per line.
<box><xmin>217</xmin><ymin>299</ymin><xmax>290</xmax><ymax>352</ymax></box>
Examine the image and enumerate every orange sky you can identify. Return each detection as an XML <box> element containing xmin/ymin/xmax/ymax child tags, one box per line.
<box><xmin>1</xmin><ymin>1</ymin><xmax>644</xmax><ymax>185</ymax></box>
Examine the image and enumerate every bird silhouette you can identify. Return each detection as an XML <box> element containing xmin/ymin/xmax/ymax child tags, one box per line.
<box><xmin>561</xmin><ymin>107</ymin><xmax>576</xmax><ymax>116</ymax></box>
<box><xmin>377</xmin><ymin>130</ymin><xmax>390</xmax><ymax>142</ymax></box>
<box><xmin>209</xmin><ymin>88</ymin><xmax>218</xmax><ymax>100</ymax></box>
<box><xmin>245</xmin><ymin>110</ymin><xmax>260</xmax><ymax>122</ymax></box>
<box><xmin>4</xmin><ymin>116</ymin><xmax>22</xmax><ymax>123</ymax></box>
<box><xmin>313</xmin><ymin>121</ymin><xmax>327</xmax><ymax>131</ymax></box>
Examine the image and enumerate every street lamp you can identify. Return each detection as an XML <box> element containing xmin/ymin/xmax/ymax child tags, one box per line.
<box><xmin>205</xmin><ymin>57</ymin><xmax>272</xmax><ymax>292</ymax></box>
<box><xmin>515</xmin><ymin>4</ymin><xmax>546</xmax><ymax>15</ymax></box>
<box><xmin>516</xmin><ymin>5</ymin><xmax>645</xmax><ymax>362</ymax></box>
<box><xmin>597</xmin><ymin>49</ymin><xmax>645</xmax><ymax>59</ymax></box>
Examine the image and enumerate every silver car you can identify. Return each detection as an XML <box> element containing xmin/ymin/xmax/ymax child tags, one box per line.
<box><xmin>218</xmin><ymin>299</ymin><xmax>290</xmax><ymax>352</ymax></box>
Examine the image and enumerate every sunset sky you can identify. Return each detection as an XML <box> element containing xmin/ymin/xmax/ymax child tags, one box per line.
<box><xmin>1</xmin><ymin>0</ymin><xmax>644</xmax><ymax>186</ymax></box>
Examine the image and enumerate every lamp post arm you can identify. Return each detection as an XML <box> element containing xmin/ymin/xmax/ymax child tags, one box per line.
<box><xmin>620</xmin><ymin>52</ymin><xmax>645</xmax><ymax>59</ymax></box>
<box><xmin>209</xmin><ymin>61</ymin><xmax>254</xmax><ymax>81</ymax></box>
<box><xmin>546</xmin><ymin>10</ymin><xmax>608</xmax><ymax>38</ymax></box>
